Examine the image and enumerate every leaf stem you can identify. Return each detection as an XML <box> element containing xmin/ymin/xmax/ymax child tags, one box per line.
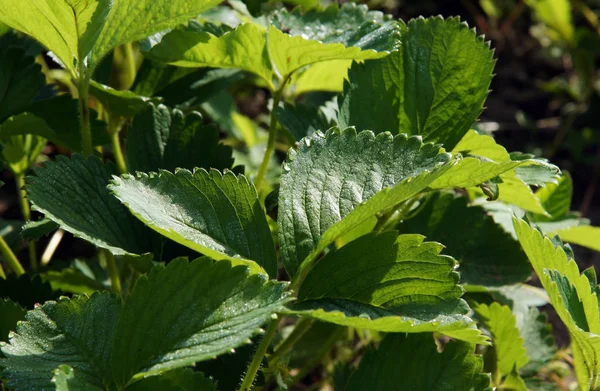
<box><xmin>254</xmin><ymin>75</ymin><xmax>293</xmax><ymax>191</ymax></box>
<box><xmin>0</xmin><ymin>236</ymin><xmax>25</xmax><ymax>276</ymax></box>
<box><xmin>0</xmin><ymin>263</ymin><xmax>6</xmax><ymax>279</ymax></box>
<box><xmin>103</xmin><ymin>250</ymin><xmax>122</xmax><ymax>295</ymax></box>
<box><xmin>77</xmin><ymin>73</ymin><xmax>93</xmax><ymax>156</ymax></box>
<box><xmin>15</xmin><ymin>172</ymin><xmax>38</xmax><ymax>269</ymax></box>
<box><xmin>239</xmin><ymin>317</ymin><xmax>280</xmax><ymax>391</ymax></box>
<box><xmin>109</xmin><ymin>117</ymin><xmax>128</xmax><ymax>174</ymax></box>
<box><xmin>269</xmin><ymin>317</ymin><xmax>313</xmax><ymax>365</ymax></box>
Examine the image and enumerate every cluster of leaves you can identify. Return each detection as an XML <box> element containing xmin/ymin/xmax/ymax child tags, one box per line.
<box><xmin>0</xmin><ymin>0</ymin><xmax>599</xmax><ymax>390</ymax></box>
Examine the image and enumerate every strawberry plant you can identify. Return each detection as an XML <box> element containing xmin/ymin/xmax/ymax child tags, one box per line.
<box><xmin>0</xmin><ymin>1</ymin><xmax>600</xmax><ymax>390</ymax></box>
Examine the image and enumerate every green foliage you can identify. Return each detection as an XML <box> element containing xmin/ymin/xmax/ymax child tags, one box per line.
<box><xmin>110</xmin><ymin>169</ymin><xmax>277</xmax><ymax>277</ymax></box>
<box><xmin>0</xmin><ymin>3</ymin><xmax>598</xmax><ymax>390</ymax></box>
<box><xmin>346</xmin><ymin>333</ymin><xmax>489</xmax><ymax>390</ymax></box>
<box><xmin>338</xmin><ymin>17</ymin><xmax>495</xmax><ymax>149</ymax></box>
<box><xmin>1</xmin><ymin>258</ymin><xmax>289</xmax><ymax>390</ymax></box>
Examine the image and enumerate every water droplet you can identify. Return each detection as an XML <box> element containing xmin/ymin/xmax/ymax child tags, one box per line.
<box><xmin>230</xmin><ymin>348</ymin><xmax>236</xmax><ymax>354</ymax></box>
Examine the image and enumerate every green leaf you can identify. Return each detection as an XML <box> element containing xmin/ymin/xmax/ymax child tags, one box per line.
<box><xmin>146</xmin><ymin>21</ymin><xmax>388</xmax><ymax>91</ymax></box>
<box><xmin>126</xmin><ymin>369</ymin><xmax>216</xmax><ymax>391</ymax></box>
<box><xmin>275</xmin><ymin>101</ymin><xmax>333</xmax><ymax>142</ymax></box>
<box><xmin>0</xmin><ymin>298</ymin><xmax>26</xmax><ymax>342</ymax></box>
<box><xmin>90</xmin><ymin>0</ymin><xmax>223</xmax><ymax>68</ymax></box>
<box><xmin>21</xmin><ymin>218</ymin><xmax>59</xmax><ymax>241</ymax></box>
<box><xmin>534</xmin><ymin>172</ymin><xmax>573</xmax><ymax>220</ymax></box>
<box><xmin>268</xmin><ymin>2</ymin><xmax>399</xmax><ymax>51</ymax></box>
<box><xmin>473</xmin><ymin>302</ymin><xmax>529</xmax><ymax>377</ymax></box>
<box><xmin>52</xmin><ymin>365</ymin><xmax>104</xmax><ymax>391</ymax></box>
<box><xmin>502</xmin><ymin>365</ymin><xmax>528</xmax><ymax>391</ymax></box>
<box><xmin>0</xmin><ymin>0</ymin><xmax>222</xmax><ymax>76</ymax></box>
<box><xmin>0</xmin><ymin>0</ymin><xmax>111</xmax><ymax>75</ymax></box>
<box><xmin>293</xmin><ymin>231</ymin><xmax>484</xmax><ymax>343</ymax></box>
<box><xmin>520</xmin><ymin>307</ymin><xmax>556</xmax><ymax>376</ymax></box>
<box><xmin>1</xmin><ymin>258</ymin><xmax>289</xmax><ymax>389</ymax></box>
<box><xmin>2</xmin><ymin>292</ymin><xmax>121</xmax><ymax>390</ymax></box>
<box><xmin>346</xmin><ymin>333</ymin><xmax>489</xmax><ymax>390</ymax></box>
<box><xmin>125</xmin><ymin>103</ymin><xmax>234</xmax><ymax>173</ymax></box>
<box><xmin>514</xmin><ymin>218</ymin><xmax>600</xmax><ymax>390</ymax></box>
<box><xmin>338</xmin><ymin>17</ymin><xmax>495</xmax><ymax>150</ymax></box>
<box><xmin>398</xmin><ymin>192</ymin><xmax>531</xmax><ymax>286</ymax></box>
<box><xmin>266</xmin><ymin>25</ymin><xmax>386</xmax><ymax>81</ymax></box>
<box><xmin>451</xmin><ymin>130</ymin><xmax>557</xmax><ymax>214</ymax></box>
<box><xmin>109</xmin><ymin>169</ymin><xmax>277</xmax><ymax>277</ymax></box>
<box><xmin>146</xmin><ymin>23</ymin><xmax>274</xmax><ymax>89</ymax></box>
<box><xmin>1</xmin><ymin>134</ymin><xmax>46</xmax><ymax>175</ymax></box>
<box><xmin>551</xmin><ymin>225</ymin><xmax>600</xmax><ymax>252</ymax></box>
<box><xmin>278</xmin><ymin>128</ymin><xmax>452</xmax><ymax>278</ymax></box>
<box><xmin>88</xmin><ymin>81</ymin><xmax>156</xmax><ymax>117</ymax></box>
<box><xmin>25</xmin><ymin>154</ymin><xmax>159</xmax><ymax>256</ymax></box>
<box><xmin>0</xmin><ymin>44</ymin><xmax>44</xmax><ymax>123</ymax></box>
<box><xmin>41</xmin><ymin>261</ymin><xmax>107</xmax><ymax>295</ymax></box>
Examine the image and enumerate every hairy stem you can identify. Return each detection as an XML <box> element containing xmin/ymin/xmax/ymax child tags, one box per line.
<box><xmin>15</xmin><ymin>173</ymin><xmax>38</xmax><ymax>269</ymax></box>
<box><xmin>239</xmin><ymin>317</ymin><xmax>280</xmax><ymax>391</ymax></box>
<box><xmin>41</xmin><ymin>229</ymin><xmax>64</xmax><ymax>266</ymax></box>
<box><xmin>0</xmin><ymin>236</ymin><xmax>25</xmax><ymax>276</ymax></box>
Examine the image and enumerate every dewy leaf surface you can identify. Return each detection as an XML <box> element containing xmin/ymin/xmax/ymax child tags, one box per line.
<box><xmin>110</xmin><ymin>169</ymin><xmax>277</xmax><ymax>277</ymax></box>
<box><xmin>346</xmin><ymin>333</ymin><xmax>489</xmax><ymax>391</ymax></box>
<box><xmin>268</xmin><ymin>2</ymin><xmax>400</xmax><ymax>51</ymax></box>
<box><xmin>1</xmin><ymin>259</ymin><xmax>289</xmax><ymax>389</ymax></box>
<box><xmin>337</xmin><ymin>17</ymin><xmax>495</xmax><ymax>150</ymax></box>
<box><xmin>292</xmin><ymin>232</ymin><xmax>485</xmax><ymax>343</ymax></box>
<box><xmin>398</xmin><ymin>192</ymin><xmax>531</xmax><ymax>286</ymax></box>
<box><xmin>125</xmin><ymin>103</ymin><xmax>234</xmax><ymax>173</ymax></box>
<box><xmin>278</xmin><ymin>128</ymin><xmax>451</xmax><ymax>277</ymax></box>
<box><xmin>514</xmin><ymin>218</ymin><xmax>600</xmax><ymax>390</ymax></box>
<box><xmin>473</xmin><ymin>302</ymin><xmax>529</xmax><ymax>377</ymax></box>
<box><xmin>25</xmin><ymin>154</ymin><xmax>158</xmax><ymax>256</ymax></box>
<box><xmin>1</xmin><ymin>292</ymin><xmax>121</xmax><ymax>390</ymax></box>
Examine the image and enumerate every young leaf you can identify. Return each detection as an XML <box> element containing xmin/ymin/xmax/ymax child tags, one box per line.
<box><xmin>451</xmin><ymin>130</ymin><xmax>559</xmax><ymax>214</ymax></box>
<box><xmin>25</xmin><ymin>154</ymin><xmax>159</xmax><ymax>256</ymax></box>
<box><xmin>1</xmin><ymin>259</ymin><xmax>290</xmax><ymax>389</ymax></box>
<box><xmin>278</xmin><ymin>128</ymin><xmax>452</xmax><ymax>277</ymax></box>
<box><xmin>346</xmin><ymin>333</ymin><xmax>489</xmax><ymax>390</ymax></box>
<box><xmin>551</xmin><ymin>225</ymin><xmax>600</xmax><ymax>252</ymax></box>
<box><xmin>473</xmin><ymin>302</ymin><xmax>529</xmax><ymax>378</ymax></box>
<box><xmin>534</xmin><ymin>172</ymin><xmax>573</xmax><ymax>220</ymax></box>
<box><xmin>0</xmin><ymin>0</ymin><xmax>223</xmax><ymax>75</ymax></box>
<box><xmin>292</xmin><ymin>232</ymin><xmax>485</xmax><ymax>343</ymax></box>
<box><xmin>514</xmin><ymin>218</ymin><xmax>600</xmax><ymax>389</ymax></box>
<box><xmin>110</xmin><ymin>169</ymin><xmax>277</xmax><ymax>277</ymax></box>
<box><xmin>266</xmin><ymin>25</ymin><xmax>386</xmax><ymax>81</ymax></box>
<box><xmin>146</xmin><ymin>21</ymin><xmax>388</xmax><ymax>91</ymax></box>
<box><xmin>145</xmin><ymin>23</ymin><xmax>274</xmax><ymax>89</ymax></box>
<box><xmin>125</xmin><ymin>103</ymin><xmax>234</xmax><ymax>173</ymax></box>
<box><xmin>337</xmin><ymin>17</ymin><xmax>495</xmax><ymax>150</ymax></box>
<box><xmin>398</xmin><ymin>192</ymin><xmax>531</xmax><ymax>286</ymax></box>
